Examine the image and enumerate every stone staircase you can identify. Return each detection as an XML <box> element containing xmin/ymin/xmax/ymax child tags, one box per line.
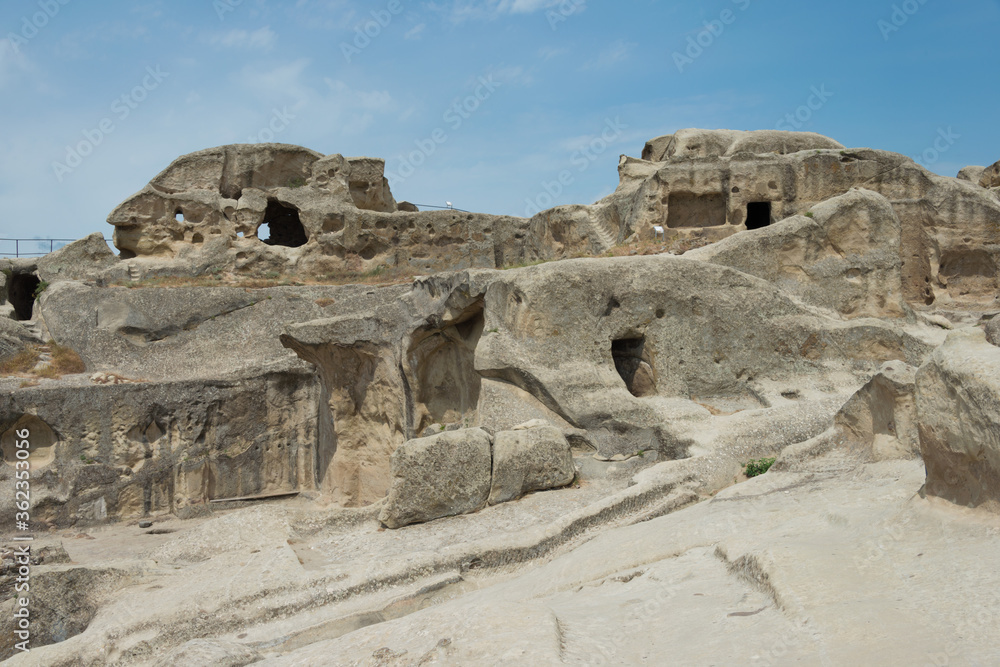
<box><xmin>589</xmin><ymin>215</ymin><xmax>620</xmax><ymax>252</ymax></box>
<box><xmin>21</xmin><ymin>319</ymin><xmax>46</xmax><ymax>343</ymax></box>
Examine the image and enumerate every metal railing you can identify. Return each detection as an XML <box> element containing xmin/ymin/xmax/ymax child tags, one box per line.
<box><xmin>0</xmin><ymin>238</ymin><xmax>112</xmax><ymax>259</ymax></box>
<box><xmin>412</xmin><ymin>203</ymin><xmax>471</xmax><ymax>213</ymax></box>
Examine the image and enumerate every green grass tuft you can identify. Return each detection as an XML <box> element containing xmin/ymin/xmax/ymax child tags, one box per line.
<box><xmin>744</xmin><ymin>457</ymin><xmax>776</xmax><ymax>478</ymax></box>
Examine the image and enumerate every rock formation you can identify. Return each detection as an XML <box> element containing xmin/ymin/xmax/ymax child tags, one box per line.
<box><xmin>2</xmin><ymin>129</ymin><xmax>1000</xmax><ymax>664</ymax></box>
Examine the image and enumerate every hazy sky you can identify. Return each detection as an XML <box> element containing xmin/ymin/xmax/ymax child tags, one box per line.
<box><xmin>1</xmin><ymin>0</ymin><xmax>998</xmax><ymax>254</ymax></box>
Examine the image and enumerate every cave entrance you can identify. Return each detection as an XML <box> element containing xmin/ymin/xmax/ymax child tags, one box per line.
<box><xmin>8</xmin><ymin>273</ymin><xmax>40</xmax><ymax>321</ymax></box>
<box><xmin>408</xmin><ymin>302</ymin><xmax>485</xmax><ymax>435</ymax></box>
<box><xmin>746</xmin><ymin>202</ymin><xmax>772</xmax><ymax>230</ymax></box>
<box><xmin>259</xmin><ymin>200</ymin><xmax>307</xmax><ymax>248</ymax></box>
<box><xmin>612</xmin><ymin>336</ymin><xmax>656</xmax><ymax>397</ymax></box>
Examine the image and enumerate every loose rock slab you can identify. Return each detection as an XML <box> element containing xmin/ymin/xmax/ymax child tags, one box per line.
<box><xmin>916</xmin><ymin>329</ymin><xmax>1000</xmax><ymax>511</ymax></box>
<box><xmin>488</xmin><ymin>421</ymin><xmax>575</xmax><ymax>505</ymax></box>
<box><xmin>378</xmin><ymin>428</ymin><xmax>492</xmax><ymax>529</ymax></box>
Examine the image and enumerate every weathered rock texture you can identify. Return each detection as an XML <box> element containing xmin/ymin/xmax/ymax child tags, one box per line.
<box><xmin>106</xmin><ymin>131</ymin><xmax>1000</xmax><ymax>314</ymax></box>
<box><xmin>614</xmin><ymin>135</ymin><xmax>1000</xmax><ymax>310</ymax></box>
<box><xmin>688</xmin><ymin>188</ymin><xmax>907</xmax><ymax>318</ymax></box>
<box><xmin>916</xmin><ymin>329</ymin><xmax>1000</xmax><ymax>511</ymax></box>
<box><xmin>153</xmin><ymin>639</ymin><xmax>261</xmax><ymax>667</ymax></box>
<box><xmin>4</xmin><ymin>127</ymin><xmax>1000</xmax><ymax>666</ymax></box>
<box><xmin>957</xmin><ymin>165</ymin><xmax>986</xmax><ymax>183</ymax></box>
<box><xmin>834</xmin><ymin>361</ymin><xmax>920</xmax><ymax>461</ymax></box>
<box><xmin>106</xmin><ymin>144</ymin><xmax>545</xmax><ymax>276</ymax></box>
<box><xmin>378</xmin><ymin>428</ymin><xmax>493</xmax><ymax>529</ymax></box>
<box><xmin>488</xmin><ymin>421</ymin><xmax>575</xmax><ymax>505</ymax></box>
<box><xmin>986</xmin><ymin>316</ymin><xmax>1000</xmax><ymax>346</ymax></box>
<box><xmin>0</xmin><ymin>371</ymin><xmax>318</xmax><ymax>526</ymax></box>
<box><xmin>981</xmin><ymin>159</ymin><xmax>1000</xmax><ymax>188</ymax></box>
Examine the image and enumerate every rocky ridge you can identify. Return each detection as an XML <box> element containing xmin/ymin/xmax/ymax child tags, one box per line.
<box><xmin>0</xmin><ymin>129</ymin><xmax>998</xmax><ymax>665</ymax></box>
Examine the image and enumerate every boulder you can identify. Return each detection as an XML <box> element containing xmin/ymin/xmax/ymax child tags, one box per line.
<box><xmin>986</xmin><ymin>316</ymin><xmax>1000</xmax><ymax>346</ymax></box>
<box><xmin>641</xmin><ymin>134</ymin><xmax>673</xmax><ymax>162</ymax></box>
<box><xmin>687</xmin><ymin>189</ymin><xmax>907</xmax><ymax>318</ymax></box>
<box><xmin>0</xmin><ymin>318</ymin><xmax>34</xmax><ymax>363</ymax></box>
<box><xmin>957</xmin><ymin>165</ymin><xmax>986</xmax><ymax>183</ymax></box>
<box><xmin>834</xmin><ymin>361</ymin><xmax>919</xmax><ymax>461</ymax></box>
<box><xmin>379</xmin><ymin>428</ymin><xmax>493</xmax><ymax>529</ymax></box>
<box><xmin>916</xmin><ymin>329</ymin><xmax>1000</xmax><ymax>511</ymax></box>
<box><xmin>665</xmin><ymin>128</ymin><xmax>844</xmax><ymax>160</ymax></box>
<box><xmin>980</xmin><ymin>160</ymin><xmax>1000</xmax><ymax>188</ymax></box>
<box><xmin>36</xmin><ymin>232</ymin><xmax>118</xmax><ymax>282</ymax></box>
<box><xmin>488</xmin><ymin>422</ymin><xmax>575</xmax><ymax>505</ymax></box>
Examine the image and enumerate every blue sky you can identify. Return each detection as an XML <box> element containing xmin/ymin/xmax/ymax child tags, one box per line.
<box><xmin>1</xmin><ymin>0</ymin><xmax>998</xmax><ymax>253</ymax></box>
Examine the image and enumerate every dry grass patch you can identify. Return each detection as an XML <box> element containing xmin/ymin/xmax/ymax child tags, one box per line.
<box><xmin>0</xmin><ymin>347</ymin><xmax>41</xmax><ymax>375</ymax></box>
<box><xmin>40</xmin><ymin>344</ymin><xmax>86</xmax><ymax>377</ymax></box>
<box><xmin>1</xmin><ymin>343</ymin><xmax>86</xmax><ymax>380</ymax></box>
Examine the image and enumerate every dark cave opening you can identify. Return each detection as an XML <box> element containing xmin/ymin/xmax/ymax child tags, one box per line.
<box><xmin>8</xmin><ymin>273</ymin><xmax>41</xmax><ymax>321</ymax></box>
<box><xmin>259</xmin><ymin>200</ymin><xmax>307</xmax><ymax>248</ymax></box>
<box><xmin>612</xmin><ymin>336</ymin><xmax>656</xmax><ymax>398</ymax></box>
<box><xmin>746</xmin><ymin>201</ymin><xmax>772</xmax><ymax>230</ymax></box>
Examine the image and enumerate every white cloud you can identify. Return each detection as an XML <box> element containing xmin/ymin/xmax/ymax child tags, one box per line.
<box><xmin>324</xmin><ymin>79</ymin><xmax>395</xmax><ymax>112</ymax></box>
<box><xmin>0</xmin><ymin>38</ymin><xmax>33</xmax><ymax>90</ymax></box>
<box><xmin>582</xmin><ymin>39</ymin><xmax>635</xmax><ymax>71</ymax></box>
<box><xmin>538</xmin><ymin>46</ymin><xmax>569</xmax><ymax>61</ymax></box>
<box><xmin>204</xmin><ymin>26</ymin><xmax>277</xmax><ymax>51</ymax></box>
<box><xmin>426</xmin><ymin>0</ymin><xmax>573</xmax><ymax>22</ymax></box>
<box><xmin>508</xmin><ymin>0</ymin><xmax>560</xmax><ymax>13</ymax></box>
<box><xmin>236</xmin><ymin>59</ymin><xmax>312</xmax><ymax>103</ymax></box>
<box><xmin>404</xmin><ymin>23</ymin><xmax>427</xmax><ymax>40</ymax></box>
<box><xmin>492</xmin><ymin>65</ymin><xmax>534</xmax><ymax>86</ymax></box>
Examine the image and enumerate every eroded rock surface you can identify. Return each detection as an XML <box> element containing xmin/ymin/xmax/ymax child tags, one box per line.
<box><xmin>688</xmin><ymin>188</ymin><xmax>906</xmax><ymax>318</ymax></box>
<box><xmin>379</xmin><ymin>428</ymin><xmax>493</xmax><ymax>529</ymax></box>
<box><xmin>916</xmin><ymin>329</ymin><xmax>1000</xmax><ymax>511</ymax></box>
<box><xmin>488</xmin><ymin>421</ymin><xmax>575</xmax><ymax>506</ymax></box>
<box><xmin>980</xmin><ymin>159</ymin><xmax>1000</xmax><ymax>188</ymax></box>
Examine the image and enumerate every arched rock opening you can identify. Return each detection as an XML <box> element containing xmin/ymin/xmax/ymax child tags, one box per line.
<box><xmin>259</xmin><ymin>200</ymin><xmax>307</xmax><ymax>248</ymax></box>
<box><xmin>612</xmin><ymin>336</ymin><xmax>657</xmax><ymax>397</ymax></box>
<box><xmin>2</xmin><ymin>414</ymin><xmax>59</xmax><ymax>469</ymax></box>
<box><xmin>408</xmin><ymin>303</ymin><xmax>485</xmax><ymax>434</ymax></box>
